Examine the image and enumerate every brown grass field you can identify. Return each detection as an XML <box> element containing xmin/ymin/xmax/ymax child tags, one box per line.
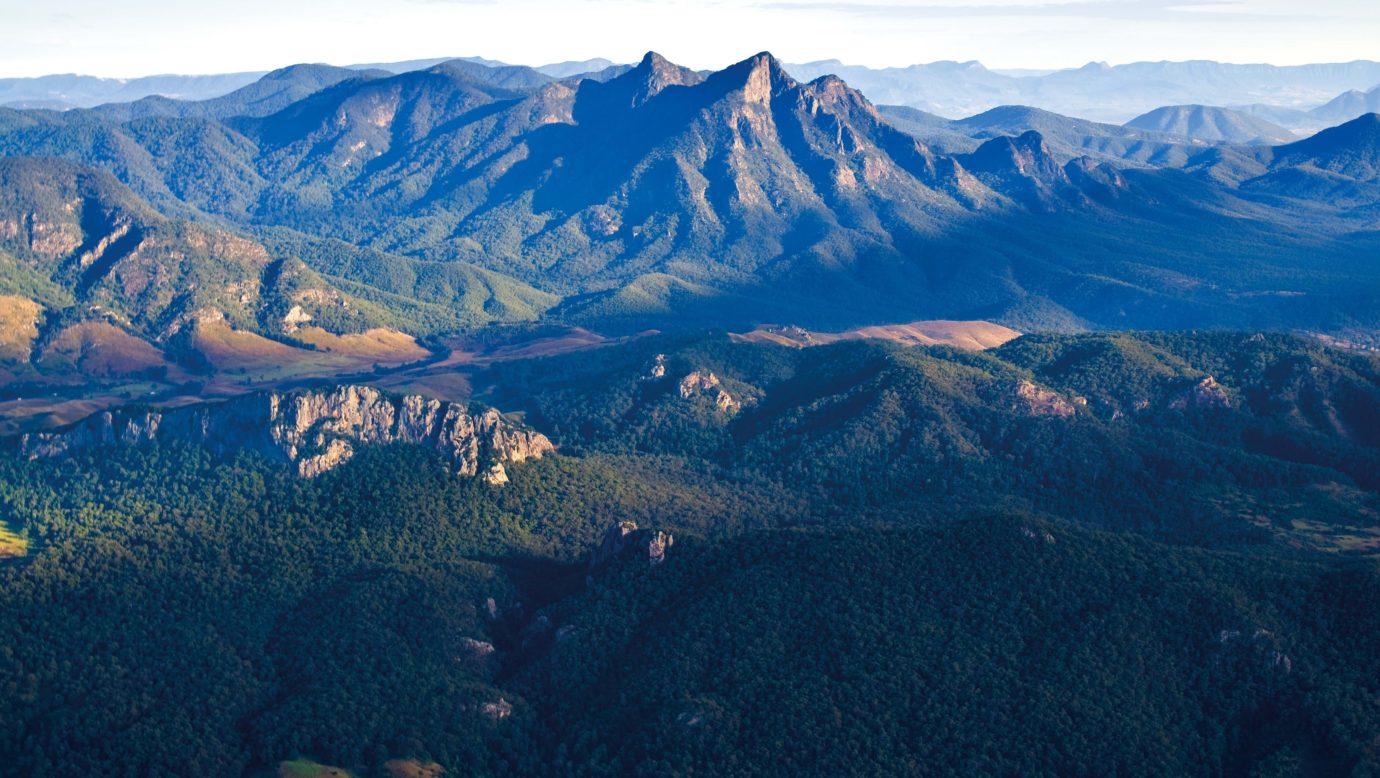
<box><xmin>0</xmin><ymin>294</ymin><xmax>42</xmax><ymax>364</ymax></box>
<box><xmin>0</xmin><ymin>324</ymin><xmax>636</xmax><ymax>435</ymax></box>
<box><xmin>383</xmin><ymin>760</ymin><xmax>445</xmax><ymax>778</ymax></box>
<box><xmin>290</xmin><ymin>326</ymin><xmax>432</xmax><ymax>363</ymax></box>
<box><xmin>38</xmin><ymin>322</ymin><xmax>174</xmax><ymax>377</ymax></box>
<box><xmin>730</xmin><ymin>319</ymin><xmax>1022</xmax><ymax>351</ymax></box>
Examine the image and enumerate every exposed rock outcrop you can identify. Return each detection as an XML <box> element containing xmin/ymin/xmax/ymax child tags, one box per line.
<box><xmin>281</xmin><ymin>304</ymin><xmax>313</xmax><ymax>332</ymax></box>
<box><xmin>479</xmin><ymin>697</ymin><xmax>513</xmax><ymax>721</ymax></box>
<box><xmin>647</xmin><ymin>353</ymin><xmax>667</xmax><ymax>380</ymax></box>
<box><xmin>1011</xmin><ymin>380</ymin><xmax>1077</xmax><ymax>418</ymax></box>
<box><xmin>1170</xmin><ymin>376</ymin><xmax>1231</xmax><ymax>410</ymax></box>
<box><xmin>678</xmin><ymin>370</ymin><xmax>739</xmax><ymax>413</ymax></box>
<box><xmin>588</xmin><ymin>520</ymin><xmax>674</xmax><ymax>569</ymax></box>
<box><xmin>458</xmin><ymin>637</ymin><xmax>496</xmax><ymax>663</ymax></box>
<box><xmin>19</xmin><ymin>385</ymin><xmax>554</xmax><ymax>481</ymax></box>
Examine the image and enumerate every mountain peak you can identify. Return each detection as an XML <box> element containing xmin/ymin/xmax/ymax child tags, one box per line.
<box><xmin>1125</xmin><ymin>104</ymin><xmax>1297</xmax><ymax>145</ymax></box>
<box><xmin>636</xmin><ymin>51</ymin><xmax>676</xmax><ymax>74</ymax></box>
<box><xmin>606</xmin><ymin>51</ymin><xmax>703</xmax><ymax>106</ymax></box>
<box><xmin>1285</xmin><ymin>112</ymin><xmax>1380</xmax><ymax>152</ymax></box>
<box><xmin>709</xmin><ymin>51</ymin><xmax>797</xmax><ymax>103</ymax></box>
<box><xmin>961</xmin><ymin>130</ymin><xmax>1069</xmax><ymax>196</ymax></box>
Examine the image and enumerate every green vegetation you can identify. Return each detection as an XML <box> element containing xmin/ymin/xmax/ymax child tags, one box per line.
<box><xmin>0</xmin><ymin>331</ymin><xmax>1378</xmax><ymax>775</ymax></box>
<box><xmin>482</xmin><ymin>331</ymin><xmax>1380</xmax><ymax>549</ymax></box>
<box><xmin>529</xmin><ymin>519</ymin><xmax>1380</xmax><ymax>776</ymax></box>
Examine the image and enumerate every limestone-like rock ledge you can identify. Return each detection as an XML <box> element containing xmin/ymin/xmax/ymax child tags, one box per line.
<box><xmin>19</xmin><ymin>385</ymin><xmax>554</xmax><ymax>481</ymax></box>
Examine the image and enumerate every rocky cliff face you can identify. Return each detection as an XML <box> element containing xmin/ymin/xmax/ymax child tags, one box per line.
<box><xmin>20</xmin><ymin>385</ymin><xmax>554</xmax><ymax>481</ymax></box>
<box><xmin>588</xmin><ymin>520</ymin><xmax>674</xmax><ymax>569</ymax></box>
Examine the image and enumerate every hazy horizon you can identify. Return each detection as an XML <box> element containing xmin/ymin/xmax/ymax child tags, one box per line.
<box><xmin>3</xmin><ymin>0</ymin><xmax>1380</xmax><ymax>79</ymax></box>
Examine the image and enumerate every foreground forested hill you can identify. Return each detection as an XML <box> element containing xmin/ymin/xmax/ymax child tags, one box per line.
<box><xmin>1</xmin><ymin>330</ymin><xmax>1379</xmax><ymax>776</ymax></box>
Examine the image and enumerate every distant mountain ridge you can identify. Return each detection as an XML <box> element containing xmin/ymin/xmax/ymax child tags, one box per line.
<box><xmin>10</xmin><ymin>56</ymin><xmax>1380</xmax><ymax>123</ymax></box>
<box><xmin>0</xmin><ymin>56</ymin><xmax>623</xmax><ymax>110</ymax></box>
<box><xmin>785</xmin><ymin>59</ymin><xmax>1380</xmax><ymax>123</ymax></box>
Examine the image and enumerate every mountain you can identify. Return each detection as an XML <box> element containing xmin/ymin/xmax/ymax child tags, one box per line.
<box><xmin>1310</xmin><ymin>84</ymin><xmax>1380</xmax><ymax>124</ymax></box>
<box><xmin>1</xmin><ymin>52</ymin><xmax>1379</xmax><ymax>339</ymax></box>
<box><xmin>1243</xmin><ymin>113</ymin><xmax>1380</xmax><ymax>205</ymax></box>
<box><xmin>1272</xmin><ymin>112</ymin><xmax>1380</xmax><ymax>176</ymax></box>
<box><xmin>787</xmin><ymin>59</ymin><xmax>1023</xmax><ymax>118</ymax></box>
<box><xmin>0</xmin><ymin>57</ymin><xmax>627</xmax><ymax>113</ymax></box>
<box><xmin>953</xmin><ymin>105</ymin><xmax>1216</xmax><ymax>166</ymax></box>
<box><xmin>955</xmin><ymin>131</ymin><xmax>1077</xmax><ymax>209</ymax></box>
<box><xmin>1125</xmin><ymin>104</ymin><xmax>1297</xmax><ymax>145</ymax></box>
<box><xmin>421</xmin><ymin>59</ymin><xmax>557</xmax><ymax>91</ymax></box>
<box><xmin>0</xmin><ymin>156</ymin><xmax>277</xmax><ymax>337</ymax></box>
<box><xmin>485</xmin><ymin>330</ymin><xmax>1380</xmax><ymax>534</ymax></box>
<box><xmin>535</xmin><ymin>58</ymin><xmax>620</xmax><ymax>79</ymax></box>
<box><xmin>210</xmin><ymin>51</ymin><xmax>1006</xmax><ymax>319</ymax></box>
<box><xmin>1232</xmin><ymin>102</ymin><xmax>1321</xmax><ymax>132</ymax></box>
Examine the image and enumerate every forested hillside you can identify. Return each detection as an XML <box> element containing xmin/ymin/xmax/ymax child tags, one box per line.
<box><xmin>2</xmin><ymin>330</ymin><xmax>1379</xmax><ymax>776</ymax></box>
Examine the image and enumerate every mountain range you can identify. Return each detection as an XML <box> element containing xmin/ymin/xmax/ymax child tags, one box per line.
<box><xmin>0</xmin><ymin>51</ymin><xmax>1377</xmax><ymax>345</ymax></box>
<box><xmin>0</xmin><ymin>56</ymin><xmax>623</xmax><ymax>110</ymax></box>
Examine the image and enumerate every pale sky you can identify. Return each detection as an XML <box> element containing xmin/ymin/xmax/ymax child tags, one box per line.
<box><xmin>1</xmin><ymin>0</ymin><xmax>1378</xmax><ymax>78</ymax></box>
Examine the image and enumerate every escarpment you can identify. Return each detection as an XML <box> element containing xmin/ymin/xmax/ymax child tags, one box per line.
<box><xmin>19</xmin><ymin>385</ymin><xmax>554</xmax><ymax>480</ymax></box>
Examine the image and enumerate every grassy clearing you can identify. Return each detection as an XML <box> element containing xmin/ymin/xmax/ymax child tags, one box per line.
<box><xmin>0</xmin><ymin>522</ymin><xmax>28</xmax><ymax>559</ymax></box>
<box><xmin>1196</xmin><ymin>482</ymin><xmax>1380</xmax><ymax>555</ymax></box>
<box><xmin>277</xmin><ymin>759</ymin><xmax>352</xmax><ymax>778</ymax></box>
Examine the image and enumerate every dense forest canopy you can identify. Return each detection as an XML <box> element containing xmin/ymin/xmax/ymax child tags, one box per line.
<box><xmin>1</xmin><ymin>330</ymin><xmax>1379</xmax><ymax>776</ymax></box>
